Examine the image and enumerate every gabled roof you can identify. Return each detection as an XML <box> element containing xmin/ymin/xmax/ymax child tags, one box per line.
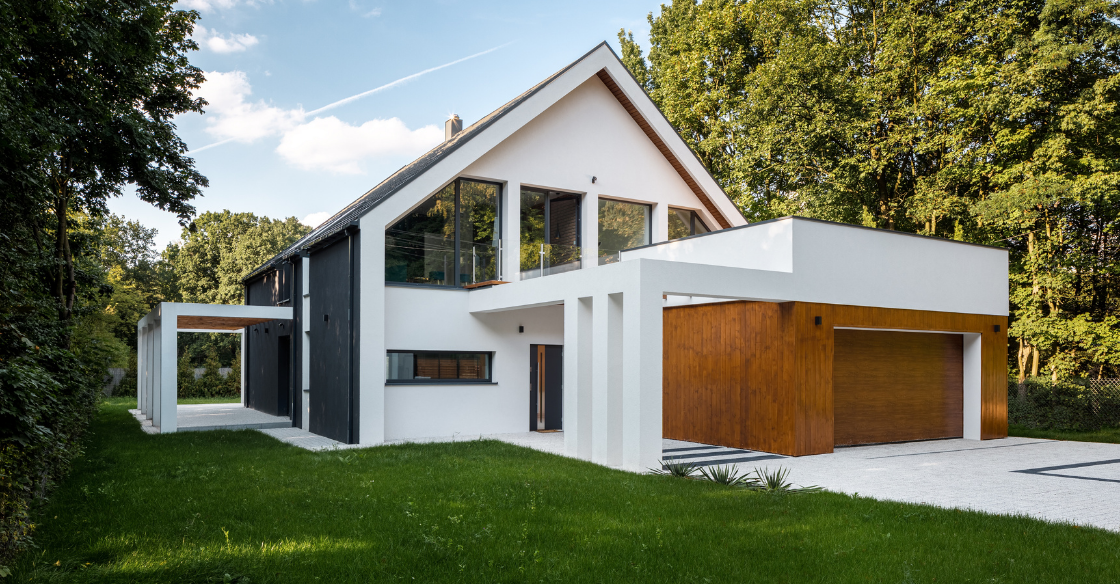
<box><xmin>246</xmin><ymin>41</ymin><xmax>739</xmax><ymax>281</ymax></box>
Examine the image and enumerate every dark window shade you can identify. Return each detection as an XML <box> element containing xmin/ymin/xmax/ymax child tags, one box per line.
<box><xmin>387</xmin><ymin>351</ymin><xmax>493</xmax><ymax>383</ymax></box>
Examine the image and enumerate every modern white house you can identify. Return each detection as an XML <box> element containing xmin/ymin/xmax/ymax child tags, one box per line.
<box><xmin>142</xmin><ymin>42</ymin><xmax>1010</xmax><ymax>473</ymax></box>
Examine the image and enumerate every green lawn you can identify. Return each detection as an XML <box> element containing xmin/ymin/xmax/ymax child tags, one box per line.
<box><xmin>1009</xmin><ymin>423</ymin><xmax>1120</xmax><ymax>444</ymax></box>
<box><xmin>13</xmin><ymin>401</ymin><xmax>1120</xmax><ymax>583</ymax></box>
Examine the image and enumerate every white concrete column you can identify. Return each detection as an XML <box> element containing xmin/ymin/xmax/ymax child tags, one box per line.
<box><xmin>582</xmin><ymin>192</ymin><xmax>598</xmax><ymax>269</ymax></box>
<box><xmin>158</xmin><ymin>304</ymin><xmax>178</xmax><ymax>433</ymax></box>
<box><xmin>591</xmin><ymin>292</ymin><xmax>624</xmax><ymax>467</ymax></box>
<box><xmin>358</xmin><ymin>214</ymin><xmax>385</xmax><ymax>445</ymax></box>
<box><xmin>505</xmin><ymin>180</ymin><xmax>521</xmax><ymax>281</ymax></box>
<box><xmin>151</xmin><ymin>318</ymin><xmax>162</xmax><ymax>429</ymax></box>
<box><xmin>621</xmin><ymin>287</ymin><xmax>663</xmax><ymax>472</ymax></box>
<box><xmin>962</xmin><ymin>333</ymin><xmax>982</xmax><ymax>440</ymax></box>
<box><xmin>142</xmin><ymin>320</ymin><xmax>153</xmax><ymax>416</ymax></box>
<box><xmin>138</xmin><ymin>323</ymin><xmax>147</xmax><ymax>416</ymax></box>
<box><xmin>563</xmin><ymin>296</ymin><xmax>594</xmax><ymax>459</ymax></box>
<box><xmin>652</xmin><ymin>202</ymin><xmax>668</xmax><ymax>244</ymax></box>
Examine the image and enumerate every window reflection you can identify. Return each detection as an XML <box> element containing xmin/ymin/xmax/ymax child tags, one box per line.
<box><xmin>668</xmin><ymin>208</ymin><xmax>710</xmax><ymax>240</ymax></box>
<box><xmin>598</xmin><ymin>198</ymin><xmax>651</xmax><ymax>263</ymax></box>
<box><xmin>385</xmin><ymin>179</ymin><xmax>501</xmax><ymax>286</ymax></box>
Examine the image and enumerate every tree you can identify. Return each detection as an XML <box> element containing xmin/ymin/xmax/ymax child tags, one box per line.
<box><xmin>621</xmin><ymin>0</ymin><xmax>1120</xmax><ymax>379</ymax></box>
<box><xmin>0</xmin><ymin>0</ymin><xmax>207</xmax><ymax>566</ymax></box>
<box><xmin>175</xmin><ymin>211</ymin><xmax>310</xmax><ymax>305</ymax></box>
<box><xmin>6</xmin><ymin>0</ymin><xmax>207</xmax><ymax>327</ymax></box>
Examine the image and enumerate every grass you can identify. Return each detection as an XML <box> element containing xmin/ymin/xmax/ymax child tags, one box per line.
<box><xmin>12</xmin><ymin>401</ymin><xmax>1120</xmax><ymax>583</ymax></box>
<box><xmin>1009</xmin><ymin>423</ymin><xmax>1120</xmax><ymax>444</ymax></box>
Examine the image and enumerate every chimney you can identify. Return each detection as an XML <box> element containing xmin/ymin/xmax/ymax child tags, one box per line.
<box><xmin>445</xmin><ymin>114</ymin><xmax>462</xmax><ymax>141</ymax></box>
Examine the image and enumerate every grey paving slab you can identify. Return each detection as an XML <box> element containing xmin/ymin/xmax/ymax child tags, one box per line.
<box><xmin>176</xmin><ymin>403</ymin><xmax>291</xmax><ymax>431</ymax></box>
<box><xmin>663</xmin><ymin>436</ymin><xmax>1120</xmax><ymax>532</ymax></box>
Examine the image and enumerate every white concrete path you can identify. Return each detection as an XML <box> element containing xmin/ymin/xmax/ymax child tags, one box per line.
<box><xmin>700</xmin><ymin>437</ymin><xmax>1120</xmax><ymax>532</ymax></box>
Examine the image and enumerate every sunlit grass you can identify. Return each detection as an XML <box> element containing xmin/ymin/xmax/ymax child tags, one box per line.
<box><xmin>12</xmin><ymin>401</ymin><xmax>1120</xmax><ymax>583</ymax></box>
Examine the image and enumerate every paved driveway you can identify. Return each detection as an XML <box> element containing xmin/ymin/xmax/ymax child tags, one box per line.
<box><xmin>662</xmin><ymin>437</ymin><xmax>1120</xmax><ymax>532</ymax></box>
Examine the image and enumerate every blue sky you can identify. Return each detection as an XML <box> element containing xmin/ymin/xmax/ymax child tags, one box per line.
<box><xmin>110</xmin><ymin>0</ymin><xmax>664</xmax><ymax>248</ymax></box>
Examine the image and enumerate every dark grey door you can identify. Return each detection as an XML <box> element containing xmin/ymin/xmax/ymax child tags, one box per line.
<box><xmin>277</xmin><ymin>335</ymin><xmax>290</xmax><ymax>416</ymax></box>
<box><xmin>529</xmin><ymin>344</ymin><xmax>563</xmax><ymax>431</ymax></box>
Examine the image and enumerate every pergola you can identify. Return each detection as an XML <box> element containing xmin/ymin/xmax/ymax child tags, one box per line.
<box><xmin>136</xmin><ymin>302</ymin><xmax>292</xmax><ymax>433</ymax></box>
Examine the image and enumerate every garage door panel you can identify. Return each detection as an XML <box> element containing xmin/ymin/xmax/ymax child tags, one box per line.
<box><xmin>834</xmin><ymin>330</ymin><xmax>963</xmax><ymax>445</ymax></box>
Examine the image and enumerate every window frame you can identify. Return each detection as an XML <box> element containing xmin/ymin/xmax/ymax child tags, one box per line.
<box><xmin>520</xmin><ymin>186</ymin><xmax>583</xmax><ymax>248</ymax></box>
<box><xmin>597</xmin><ymin>196</ymin><xmax>653</xmax><ymax>255</ymax></box>
<box><xmin>384</xmin><ymin>350</ymin><xmax>496</xmax><ymax>384</ymax></box>
<box><xmin>384</xmin><ymin>177</ymin><xmax>503</xmax><ymax>289</ymax></box>
<box><xmin>668</xmin><ymin>207</ymin><xmax>710</xmax><ymax>239</ymax></box>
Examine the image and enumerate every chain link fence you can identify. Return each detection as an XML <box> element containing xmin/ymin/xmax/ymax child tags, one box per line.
<box><xmin>1008</xmin><ymin>378</ymin><xmax>1120</xmax><ymax>431</ymax></box>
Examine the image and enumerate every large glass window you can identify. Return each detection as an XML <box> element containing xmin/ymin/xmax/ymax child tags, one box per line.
<box><xmin>386</xmin><ymin>351</ymin><xmax>493</xmax><ymax>383</ymax></box>
<box><xmin>520</xmin><ymin>187</ymin><xmax>582</xmax><ymax>279</ymax></box>
<box><xmin>385</xmin><ymin>179</ymin><xmax>501</xmax><ymax>287</ymax></box>
<box><xmin>668</xmin><ymin>208</ymin><xmax>711</xmax><ymax>240</ymax></box>
<box><xmin>598</xmin><ymin>198</ymin><xmax>651</xmax><ymax>264</ymax></box>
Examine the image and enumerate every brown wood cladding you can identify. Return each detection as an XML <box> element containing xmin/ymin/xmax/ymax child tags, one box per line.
<box><xmin>833</xmin><ymin>330</ymin><xmax>963</xmax><ymax>445</ymax></box>
<box><xmin>662</xmin><ymin>301</ymin><xmax>1008</xmax><ymax>456</ymax></box>
<box><xmin>176</xmin><ymin>315</ymin><xmax>278</xmax><ymax>330</ymax></box>
<box><xmin>594</xmin><ymin>69</ymin><xmax>732</xmax><ymax>229</ymax></box>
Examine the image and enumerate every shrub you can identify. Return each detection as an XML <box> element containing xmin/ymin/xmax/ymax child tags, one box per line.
<box><xmin>1008</xmin><ymin>378</ymin><xmax>1120</xmax><ymax>431</ymax></box>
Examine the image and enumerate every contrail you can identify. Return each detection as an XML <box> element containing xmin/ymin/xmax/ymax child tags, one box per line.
<box><xmin>188</xmin><ymin>42</ymin><xmax>513</xmax><ymax>154</ymax></box>
<box><xmin>306</xmin><ymin>42</ymin><xmax>513</xmax><ymax>116</ymax></box>
<box><xmin>190</xmin><ymin>137</ymin><xmax>236</xmax><ymax>154</ymax></box>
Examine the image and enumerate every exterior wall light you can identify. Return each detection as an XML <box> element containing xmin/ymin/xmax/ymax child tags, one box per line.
<box><xmin>814</xmin><ymin>316</ymin><xmax>822</xmax><ymax>325</ymax></box>
<box><xmin>519</xmin><ymin>326</ymin><xmax>524</xmax><ymax>333</ymax></box>
<box><xmin>591</xmin><ymin>176</ymin><xmax>597</xmax><ymax>184</ymax></box>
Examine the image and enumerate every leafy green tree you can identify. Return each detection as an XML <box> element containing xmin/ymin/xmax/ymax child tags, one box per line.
<box><xmin>621</xmin><ymin>0</ymin><xmax>1120</xmax><ymax>380</ymax></box>
<box><xmin>175</xmin><ymin>211</ymin><xmax>309</xmax><ymax>305</ymax></box>
<box><xmin>0</xmin><ymin>0</ymin><xmax>207</xmax><ymax>566</ymax></box>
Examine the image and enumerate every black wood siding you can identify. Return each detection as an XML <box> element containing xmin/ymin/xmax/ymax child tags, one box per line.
<box><xmin>309</xmin><ymin>233</ymin><xmax>359</xmax><ymax>443</ymax></box>
<box><xmin>245</xmin><ymin>262</ymin><xmax>295</xmax><ymax>417</ymax></box>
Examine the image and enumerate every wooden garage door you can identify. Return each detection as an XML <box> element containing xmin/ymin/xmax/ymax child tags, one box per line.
<box><xmin>833</xmin><ymin>329</ymin><xmax>963</xmax><ymax>445</ymax></box>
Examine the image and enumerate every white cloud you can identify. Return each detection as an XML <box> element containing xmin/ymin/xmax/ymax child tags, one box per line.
<box><xmin>195</xmin><ymin>26</ymin><xmax>260</xmax><ymax>53</ymax></box>
<box><xmin>195</xmin><ymin>71</ymin><xmax>441</xmax><ymax>172</ymax></box>
<box><xmin>179</xmin><ymin>0</ymin><xmax>242</xmax><ymax>12</ymax></box>
<box><xmin>178</xmin><ymin>0</ymin><xmax>269</xmax><ymax>12</ymax></box>
<box><xmin>197</xmin><ymin>70</ymin><xmax>303</xmax><ymax>143</ymax></box>
<box><xmin>277</xmin><ymin>117</ymin><xmax>442</xmax><ymax>174</ymax></box>
<box><xmin>348</xmin><ymin>0</ymin><xmax>381</xmax><ymax>17</ymax></box>
<box><xmin>301</xmin><ymin>212</ymin><xmax>332</xmax><ymax>228</ymax></box>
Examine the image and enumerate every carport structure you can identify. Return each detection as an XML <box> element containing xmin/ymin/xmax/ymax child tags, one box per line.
<box><xmin>136</xmin><ymin>302</ymin><xmax>292</xmax><ymax>433</ymax></box>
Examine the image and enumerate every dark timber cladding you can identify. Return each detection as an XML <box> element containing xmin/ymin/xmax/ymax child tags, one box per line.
<box><xmin>244</xmin><ymin>262</ymin><xmax>294</xmax><ymax>417</ymax></box>
<box><xmin>662</xmin><ymin>300</ymin><xmax>1007</xmax><ymax>456</ymax></box>
<box><xmin>309</xmin><ymin>230</ymin><xmax>360</xmax><ymax>444</ymax></box>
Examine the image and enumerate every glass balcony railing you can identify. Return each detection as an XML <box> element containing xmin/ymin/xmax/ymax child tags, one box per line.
<box><xmin>597</xmin><ymin>249</ymin><xmax>622</xmax><ymax>266</ymax></box>
<box><xmin>461</xmin><ymin>242</ymin><xmax>501</xmax><ymax>286</ymax></box>
<box><xmin>520</xmin><ymin>242</ymin><xmax>583</xmax><ymax>280</ymax></box>
<box><xmin>385</xmin><ymin>231</ymin><xmax>501</xmax><ymax>286</ymax></box>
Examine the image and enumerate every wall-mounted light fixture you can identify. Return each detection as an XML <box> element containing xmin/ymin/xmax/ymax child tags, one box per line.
<box><xmin>591</xmin><ymin>176</ymin><xmax>597</xmax><ymax>184</ymax></box>
<box><xmin>814</xmin><ymin>316</ymin><xmax>822</xmax><ymax>326</ymax></box>
<box><xmin>994</xmin><ymin>324</ymin><xmax>1001</xmax><ymax>332</ymax></box>
<box><xmin>518</xmin><ymin>325</ymin><xmax>524</xmax><ymax>334</ymax></box>
<box><xmin>324</xmin><ymin>314</ymin><xmax>329</xmax><ymax>322</ymax></box>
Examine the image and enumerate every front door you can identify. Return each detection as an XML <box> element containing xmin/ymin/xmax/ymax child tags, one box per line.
<box><xmin>529</xmin><ymin>344</ymin><xmax>563</xmax><ymax>431</ymax></box>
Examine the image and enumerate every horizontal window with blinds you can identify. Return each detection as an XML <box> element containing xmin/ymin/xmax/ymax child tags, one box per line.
<box><xmin>386</xmin><ymin>351</ymin><xmax>493</xmax><ymax>383</ymax></box>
